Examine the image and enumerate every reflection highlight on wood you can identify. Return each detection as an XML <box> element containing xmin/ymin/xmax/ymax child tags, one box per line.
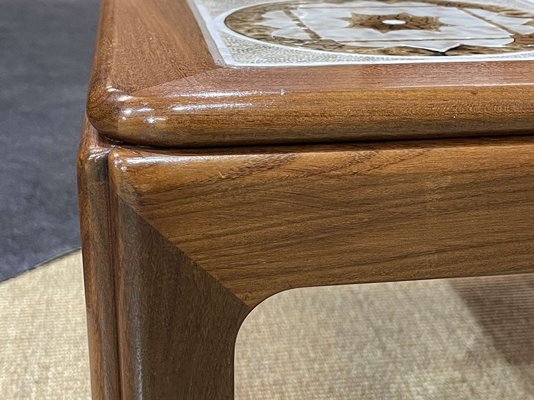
<box><xmin>86</xmin><ymin>0</ymin><xmax>534</xmax><ymax>147</ymax></box>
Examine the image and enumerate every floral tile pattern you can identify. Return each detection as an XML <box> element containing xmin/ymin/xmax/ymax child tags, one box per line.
<box><xmin>190</xmin><ymin>0</ymin><xmax>534</xmax><ymax>65</ymax></box>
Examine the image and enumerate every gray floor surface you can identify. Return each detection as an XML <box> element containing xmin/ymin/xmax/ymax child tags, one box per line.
<box><xmin>0</xmin><ymin>0</ymin><xmax>99</xmax><ymax>281</ymax></box>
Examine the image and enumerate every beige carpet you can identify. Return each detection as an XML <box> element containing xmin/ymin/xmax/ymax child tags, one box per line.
<box><xmin>0</xmin><ymin>252</ymin><xmax>90</xmax><ymax>399</ymax></box>
<box><xmin>2</xmin><ymin>252</ymin><xmax>534</xmax><ymax>399</ymax></box>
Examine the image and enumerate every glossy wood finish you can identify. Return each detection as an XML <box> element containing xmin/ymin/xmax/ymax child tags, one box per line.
<box><xmin>87</xmin><ymin>0</ymin><xmax>534</xmax><ymax>147</ymax></box>
<box><xmin>109</xmin><ymin>137</ymin><xmax>534</xmax><ymax>307</ymax></box>
<box><xmin>78</xmin><ymin>119</ymin><xmax>120</xmax><ymax>400</ymax></box>
<box><xmin>81</xmin><ymin>2</ymin><xmax>534</xmax><ymax>396</ymax></box>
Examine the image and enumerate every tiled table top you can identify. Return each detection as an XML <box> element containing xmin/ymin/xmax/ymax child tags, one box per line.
<box><xmin>86</xmin><ymin>0</ymin><xmax>534</xmax><ymax>147</ymax></box>
<box><xmin>191</xmin><ymin>0</ymin><xmax>534</xmax><ymax>65</ymax></box>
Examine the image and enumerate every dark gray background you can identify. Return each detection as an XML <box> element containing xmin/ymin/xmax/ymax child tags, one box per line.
<box><xmin>1</xmin><ymin>0</ymin><xmax>99</xmax><ymax>281</ymax></box>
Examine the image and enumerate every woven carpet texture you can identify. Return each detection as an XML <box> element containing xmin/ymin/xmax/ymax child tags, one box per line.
<box><xmin>1</xmin><ymin>252</ymin><xmax>534</xmax><ymax>399</ymax></box>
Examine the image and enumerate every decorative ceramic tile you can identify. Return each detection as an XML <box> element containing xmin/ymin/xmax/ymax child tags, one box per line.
<box><xmin>190</xmin><ymin>0</ymin><xmax>534</xmax><ymax>65</ymax></box>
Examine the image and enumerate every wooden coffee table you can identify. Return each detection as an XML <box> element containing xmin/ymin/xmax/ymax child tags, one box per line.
<box><xmin>78</xmin><ymin>0</ymin><xmax>534</xmax><ymax>398</ymax></box>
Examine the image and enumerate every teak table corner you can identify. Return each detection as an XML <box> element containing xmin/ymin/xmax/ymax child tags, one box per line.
<box><xmin>78</xmin><ymin>0</ymin><xmax>534</xmax><ymax>398</ymax></box>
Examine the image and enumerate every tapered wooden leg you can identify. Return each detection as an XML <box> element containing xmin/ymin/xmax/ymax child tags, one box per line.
<box><xmin>78</xmin><ymin>119</ymin><xmax>121</xmax><ymax>400</ymax></box>
<box><xmin>80</xmin><ymin>120</ymin><xmax>251</xmax><ymax>400</ymax></box>
<box><xmin>111</xmin><ymin>197</ymin><xmax>251</xmax><ymax>399</ymax></box>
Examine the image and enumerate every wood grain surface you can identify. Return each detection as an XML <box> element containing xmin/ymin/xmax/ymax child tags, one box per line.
<box><xmin>111</xmin><ymin>197</ymin><xmax>250</xmax><ymax>399</ymax></box>
<box><xmin>87</xmin><ymin>0</ymin><xmax>534</xmax><ymax>147</ymax></box>
<box><xmin>77</xmin><ymin>119</ymin><xmax>120</xmax><ymax>400</ymax></box>
<box><xmin>109</xmin><ymin>137</ymin><xmax>534</xmax><ymax>306</ymax></box>
<box><xmin>81</xmin><ymin>130</ymin><xmax>534</xmax><ymax>398</ymax></box>
<box><xmin>80</xmin><ymin>120</ymin><xmax>251</xmax><ymax>400</ymax></box>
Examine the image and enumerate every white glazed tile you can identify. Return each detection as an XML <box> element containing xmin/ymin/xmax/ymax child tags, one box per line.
<box><xmin>189</xmin><ymin>0</ymin><xmax>534</xmax><ymax>66</ymax></box>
